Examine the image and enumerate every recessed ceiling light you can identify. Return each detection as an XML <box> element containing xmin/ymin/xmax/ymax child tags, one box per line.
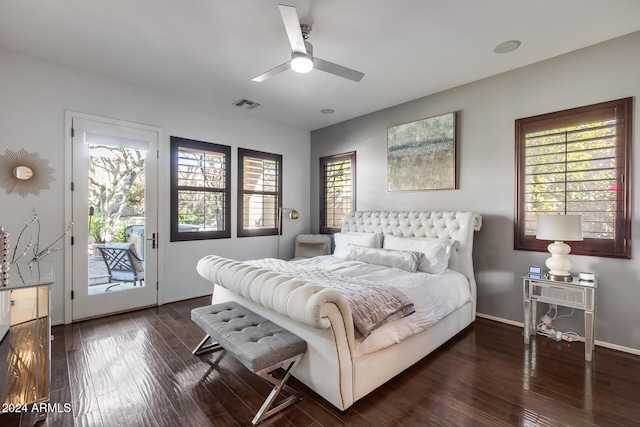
<box><xmin>321</xmin><ymin>109</ymin><xmax>335</xmax><ymax>114</ymax></box>
<box><xmin>494</xmin><ymin>40</ymin><xmax>521</xmax><ymax>54</ymax></box>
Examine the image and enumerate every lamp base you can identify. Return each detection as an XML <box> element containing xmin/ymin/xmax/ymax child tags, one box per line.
<box><xmin>544</xmin><ymin>240</ymin><xmax>573</xmax><ymax>280</ymax></box>
<box><xmin>546</xmin><ymin>273</ymin><xmax>573</xmax><ymax>283</ymax></box>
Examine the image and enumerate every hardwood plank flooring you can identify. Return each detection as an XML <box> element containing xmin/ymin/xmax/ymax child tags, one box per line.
<box><xmin>9</xmin><ymin>296</ymin><xmax>640</xmax><ymax>426</ymax></box>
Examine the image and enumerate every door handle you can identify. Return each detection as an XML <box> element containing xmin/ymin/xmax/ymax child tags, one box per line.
<box><xmin>146</xmin><ymin>233</ymin><xmax>156</xmax><ymax>249</ymax></box>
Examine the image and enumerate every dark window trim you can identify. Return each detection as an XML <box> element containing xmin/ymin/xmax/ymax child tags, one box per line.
<box><xmin>514</xmin><ymin>97</ymin><xmax>632</xmax><ymax>259</ymax></box>
<box><xmin>237</xmin><ymin>148</ymin><xmax>283</xmax><ymax>237</ymax></box>
<box><xmin>170</xmin><ymin>136</ymin><xmax>231</xmax><ymax>242</ymax></box>
<box><xmin>320</xmin><ymin>151</ymin><xmax>356</xmax><ymax>234</ymax></box>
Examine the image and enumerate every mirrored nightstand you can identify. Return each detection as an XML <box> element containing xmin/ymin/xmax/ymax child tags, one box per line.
<box><xmin>523</xmin><ymin>274</ymin><xmax>597</xmax><ymax>361</ymax></box>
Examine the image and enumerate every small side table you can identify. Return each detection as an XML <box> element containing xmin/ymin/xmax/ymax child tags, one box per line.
<box><xmin>523</xmin><ymin>274</ymin><xmax>597</xmax><ymax>361</ymax></box>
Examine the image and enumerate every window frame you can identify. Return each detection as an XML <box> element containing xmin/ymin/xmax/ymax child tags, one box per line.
<box><xmin>320</xmin><ymin>151</ymin><xmax>356</xmax><ymax>234</ymax></box>
<box><xmin>237</xmin><ymin>148</ymin><xmax>283</xmax><ymax>237</ymax></box>
<box><xmin>514</xmin><ymin>97</ymin><xmax>632</xmax><ymax>259</ymax></box>
<box><xmin>170</xmin><ymin>136</ymin><xmax>231</xmax><ymax>242</ymax></box>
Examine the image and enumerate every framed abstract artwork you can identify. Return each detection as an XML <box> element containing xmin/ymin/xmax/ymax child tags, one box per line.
<box><xmin>387</xmin><ymin>112</ymin><xmax>457</xmax><ymax>191</ymax></box>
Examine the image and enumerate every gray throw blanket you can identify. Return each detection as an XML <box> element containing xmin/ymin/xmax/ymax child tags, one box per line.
<box><xmin>247</xmin><ymin>258</ymin><xmax>415</xmax><ymax>341</ymax></box>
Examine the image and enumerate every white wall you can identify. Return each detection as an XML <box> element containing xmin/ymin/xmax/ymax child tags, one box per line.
<box><xmin>0</xmin><ymin>47</ymin><xmax>310</xmax><ymax>325</ymax></box>
<box><xmin>311</xmin><ymin>32</ymin><xmax>640</xmax><ymax>353</ymax></box>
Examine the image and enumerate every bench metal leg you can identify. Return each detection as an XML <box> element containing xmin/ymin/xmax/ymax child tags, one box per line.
<box><xmin>252</xmin><ymin>354</ymin><xmax>304</xmax><ymax>425</ymax></box>
<box><xmin>192</xmin><ymin>334</ymin><xmax>223</xmax><ymax>355</ymax></box>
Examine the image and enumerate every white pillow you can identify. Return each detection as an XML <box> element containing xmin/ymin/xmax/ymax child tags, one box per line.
<box><xmin>383</xmin><ymin>235</ymin><xmax>454</xmax><ymax>274</ymax></box>
<box><xmin>345</xmin><ymin>245</ymin><xmax>422</xmax><ymax>272</ymax></box>
<box><xmin>333</xmin><ymin>232</ymin><xmax>381</xmax><ymax>258</ymax></box>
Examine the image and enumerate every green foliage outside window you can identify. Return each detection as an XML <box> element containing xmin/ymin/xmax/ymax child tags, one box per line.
<box><xmin>524</xmin><ymin>121</ymin><xmax>618</xmax><ymax>239</ymax></box>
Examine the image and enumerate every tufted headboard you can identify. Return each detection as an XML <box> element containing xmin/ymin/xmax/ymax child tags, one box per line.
<box><xmin>341</xmin><ymin>211</ymin><xmax>482</xmax><ymax>311</ymax></box>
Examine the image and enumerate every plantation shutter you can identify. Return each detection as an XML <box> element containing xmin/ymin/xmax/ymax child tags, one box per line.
<box><xmin>320</xmin><ymin>152</ymin><xmax>355</xmax><ymax>233</ymax></box>
<box><xmin>238</xmin><ymin>148</ymin><xmax>282</xmax><ymax>237</ymax></box>
<box><xmin>170</xmin><ymin>137</ymin><xmax>231</xmax><ymax>241</ymax></box>
<box><xmin>515</xmin><ymin>98</ymin><xmax>632</xmax><ymax>258</ymax></box>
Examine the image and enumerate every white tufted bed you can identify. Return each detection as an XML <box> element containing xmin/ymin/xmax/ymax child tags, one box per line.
<box><xmin>197</xmin><ymin>211</ymin><xmax>482</xmax><ymax>411</ymax></box>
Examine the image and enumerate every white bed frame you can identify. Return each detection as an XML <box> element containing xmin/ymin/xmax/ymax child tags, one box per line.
<box><xmin>200</xmin><ymin>211</ymin><xmax>482</xmax><ymax>411</ymax></box>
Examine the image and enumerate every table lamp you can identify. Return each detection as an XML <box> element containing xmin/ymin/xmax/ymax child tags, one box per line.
<box><xmin>536</xmin><ymin>214</ymin><xmax>583</xmax><ymax>282</ymax></box>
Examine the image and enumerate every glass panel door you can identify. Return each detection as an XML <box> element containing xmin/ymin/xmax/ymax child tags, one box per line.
<box><xmin>71</xmin><ymin>117</ymin><xmax>158</xmax><ymax>320</ymax></box>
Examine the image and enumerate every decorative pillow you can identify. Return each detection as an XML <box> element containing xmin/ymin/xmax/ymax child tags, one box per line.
<box><xmin>345</xmin><ymin>245</ymin><xmax>422</xmax><ymax>273</ymax></box>
<box><xmin>333</xmin><ymin>232</ymin><xmax>381</xmax><ymax>259</ymax></box>
<box><xmin>383</xmin><ymin>235</ymin><xmax>454</xmax><ymax>274</ymax></box>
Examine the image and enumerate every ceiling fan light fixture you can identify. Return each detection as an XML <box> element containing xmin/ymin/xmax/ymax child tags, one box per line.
<box><xmin>291</xmin><ymin>53</ymin><xmax>313</xmax><ymax>73</ymax></box>
<box><xmin>252</xmin><ymin>5</ymin><xmax>364</xmax><ymax>82</ymax></box>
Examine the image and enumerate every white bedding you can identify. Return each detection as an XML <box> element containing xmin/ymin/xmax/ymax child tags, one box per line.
<box><xmin>291</xmin><ymin>255</ymin><xmax>471</xmax><ymax>357</ymax></box>
<box><xmin>198</xmin><ymin>211</ymin><xmax>482</xmax><ymax>411</ymax></box>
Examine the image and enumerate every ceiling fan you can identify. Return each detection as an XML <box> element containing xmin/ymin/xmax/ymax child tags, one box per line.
<box><xmin>252</xmin><ymin>4</ymin><xmax>365</xmax><ymax>83</ymax></box>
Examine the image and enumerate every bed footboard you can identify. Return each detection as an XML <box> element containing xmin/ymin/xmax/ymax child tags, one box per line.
<box><xmin>197</xmin><ymin>255</ymin><xmax>355</xmax><ymax>334</ymax></box>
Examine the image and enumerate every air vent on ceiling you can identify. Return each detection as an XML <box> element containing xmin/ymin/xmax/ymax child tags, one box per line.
<box><xmin>233</xmin><ymin>98</ymin><xmax>261</xmax><ymax>109</ymax></box>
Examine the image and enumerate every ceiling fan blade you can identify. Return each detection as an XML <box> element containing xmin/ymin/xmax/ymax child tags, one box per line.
<box><xmin>278</xmin><ymin>4</ymin><xmax>306</xmax><ymax>54</ymax></box>
<box><xmin>252</xmin><ymin>61</ymin><xmax>291</xmax><ymax>82</ymax></box>
<box><xmin>313</xmin><ymin>58</ymin><xmax>365</xmax><ymax>82</ymax></box>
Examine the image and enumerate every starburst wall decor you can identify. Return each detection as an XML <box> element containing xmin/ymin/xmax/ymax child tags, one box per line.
<box><xmin>0</xmin><ymin>148</ymin><xmax>55</xmax><ymax>197</ymax></box>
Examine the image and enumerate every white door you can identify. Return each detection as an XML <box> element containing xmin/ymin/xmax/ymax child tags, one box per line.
<box><xmin>71</xmin><ymin>116</ymin><xmax>159</xmax><ymax>320</ymax></box>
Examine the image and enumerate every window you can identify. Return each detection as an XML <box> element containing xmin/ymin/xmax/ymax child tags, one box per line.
<box><xmin>170</xmin><ymin>136</ymin><xmax>231</xmax><ymax>241</ymax></box>
<box><xmin>515</xmin><ymin>98</ymin><xmax>632</xmax><ymax>258</ymax></box>
<box><xmin>320</xmin><ymin>152</ymin><xmax>356</xmax><ymax>234</ymax></box>
<box><xmin>238</xmin><ymin>148</ymin><xmax>282</xmax><ymax>237</ymax></box>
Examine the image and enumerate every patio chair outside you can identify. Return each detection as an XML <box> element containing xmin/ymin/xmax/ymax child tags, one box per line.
<box><xmin>98</xmin><ymin>242</ymin><xmax>145</xmax><ymax>290</ymax></box>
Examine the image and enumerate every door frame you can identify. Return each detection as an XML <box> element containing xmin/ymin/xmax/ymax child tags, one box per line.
<box><xmin>64</xmin><ymin>111</ymin><xmax>164</xmax><ymax>324</ymax></box>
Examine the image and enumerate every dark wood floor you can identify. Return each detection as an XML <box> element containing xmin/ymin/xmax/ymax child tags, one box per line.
<box><xmin>22</xmin><ymin>297</ymin><xmax>640</xmax><ymax>426</ymax></box>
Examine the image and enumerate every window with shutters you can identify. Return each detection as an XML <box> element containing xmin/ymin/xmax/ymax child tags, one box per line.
<box><xmin>170</xmin><ymin>136</ymin><xmax>231</xmax><ymax>241</ymax></box>
<box><xmin>515</xmin><ymin>97</ymin><xmax>632</xmax><ymax>258</ymax></box>
<box><xmin>238</xmin><ymin>148</ymin><xmax>282</xmax><ymax>237</ymax></box>
<box><xmin>320</xmin><ymin>152</ymin><xmax>356</xmax><ymax>234</ymax></box>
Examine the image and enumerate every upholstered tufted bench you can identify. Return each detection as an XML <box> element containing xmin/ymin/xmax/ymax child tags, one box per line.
<box><xmin>191</xmin><ymin>302</ymin><xmax>307</xmax><ymax>425</ymax></box>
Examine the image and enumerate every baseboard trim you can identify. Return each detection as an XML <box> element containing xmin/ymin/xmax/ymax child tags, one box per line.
<box><xmin>162</xmin><ymin>292</ymin><xmax>212</xmax><ymax>305</ymax></box>
<box><xmin>476</xmin><ymin>312</ymin><xmax>523</xmax><ymax>328</ymax></box>
<box><xmin>594</xmin><ymin>340</ymin><xmax>640</xmax><ymax>356</ymax></box>
<box><xmin>476</xmin><ymin>312</ymin><xmax>640</xmax><ymax>356</ymax></box>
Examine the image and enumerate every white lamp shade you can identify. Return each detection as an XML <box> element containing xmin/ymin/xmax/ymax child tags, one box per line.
<box><xmin>536</xmin><ymin>214</ymin><xmax>583</xmax><ymax>242</ymax></box>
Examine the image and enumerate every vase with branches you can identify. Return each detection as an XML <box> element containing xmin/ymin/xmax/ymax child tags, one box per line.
<box><xmin>12</xmin><ymin>208</ymin><xmax>72</xmax><ymax>265</ymax></box>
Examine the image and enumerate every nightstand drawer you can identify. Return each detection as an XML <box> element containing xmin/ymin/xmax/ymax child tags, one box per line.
<box><xmin>527</xmin><ymin>279</ymin><xmax>594</xmax><ymax>311</ymax></box>
<box><xmin>530</xmin><ymin>282</ymin><xmax>586</xmax><ymax>309</ymax></box>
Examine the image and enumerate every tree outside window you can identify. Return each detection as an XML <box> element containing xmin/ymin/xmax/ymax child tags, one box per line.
<box><xmin>88</xmin><ymin>144</ymin><xmax>145</xmax><ymax>244</ymax></box>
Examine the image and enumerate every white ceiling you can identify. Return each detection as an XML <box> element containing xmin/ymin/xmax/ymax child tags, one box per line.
<box><xmin>1</xmin><ymin>1</ymin><xmax>640</xmax><ymax>131</ymax></box>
